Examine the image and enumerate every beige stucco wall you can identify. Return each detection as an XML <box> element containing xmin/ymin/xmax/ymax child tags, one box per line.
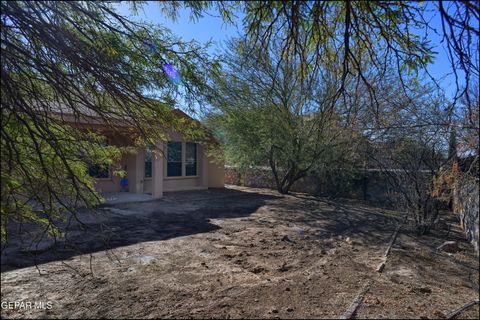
<box><xmin>90</xmin><ymin>130</ymin><xmax>224</xmax><ymax>195</ymax></box>
<box><xmin>207</xmin><ymin>159</ymin><xmax>225</xmax><ymax>188</ymax></box>
<box><xmin>64</xmin><ymin>111</ymin><xmax>225</xmax><ymax>196</ymax></box>
<box><xmin>143</xmin><ymin>178</ymin><xmax>152</xmax><ymax>193</ymax></box>
<box><xmin>94</xmin><ymin>179</ymin><xmax>121</xmax><ymax>193</ymax></box>
<box><xmin>164</xmin><ymin>177</ymin><xmax>203</xmax><ymax>192</ymax></box>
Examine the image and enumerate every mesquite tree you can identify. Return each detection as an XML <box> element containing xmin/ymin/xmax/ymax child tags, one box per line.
<box><xmin>0</xmin><ymin>1</ymin><xmax>217</xmax><ymax>242</ymax></box>
<box><xmin>209</xmin><ymin>38</ymin><xmax>356</xmax><ymax>193</ymax></box>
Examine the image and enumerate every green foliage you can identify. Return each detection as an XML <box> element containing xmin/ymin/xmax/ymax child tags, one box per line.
<box><xmin>0</xmin><ymin>1</ymin><xmax>217</xmax><ymax>242</ymax></box>
<box><xmin>210</xmin><ymin>38</ymin><xmax>357</xmax><ymax>193</ymax></box>
<box><xmin>0</xmin><ymin>113</ymin><xmax>124</xmax><ymax>240</ymax></box>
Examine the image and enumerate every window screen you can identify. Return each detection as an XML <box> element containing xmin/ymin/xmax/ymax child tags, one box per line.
<box><xmin>185</xmin><ymin>143</ymin><xmax>197</xmax><ymax>176</ymax></box>
<box><xmin>167</xmin><ymin>142</ymin><xmax>182</xmax><ymax>176</ymax></box>
<box><xmin>145</xmin><ymin>145</ymin><xmax>152</xmax><ymax>178</ymax></box>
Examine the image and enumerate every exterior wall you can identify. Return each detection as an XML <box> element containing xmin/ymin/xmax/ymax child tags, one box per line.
<box><xmin>207</xmin><ymin>159</ymin><xmax>225</xmax><ymax>188</ymax></box>
<box><xmin>93</xmin><ymin>133</ymin><xmax>224</xmax><ymax>196</ymax></box>
<box><xmin>164</xmin><ymin>177</ymin><xmax>202</xmax><ymax>192</ymax></box>
<box><xmin>143</xmin><ymin>178</ymin><xmax>152</xmax><ymax>193</ymax></box>
<box><xmin>94</xmin><ymin>179</ymin><xmax>121</xmax><ymax>193</ymax></box>
<box><xmin>93</xmin><ymin>134</ymin><xmax>132</xmax><ymax>193</ymax></box>
<box><xmin>63</xmin><ymin>110</ymin><xmax>225</xmax><ymax>197</ymax></box>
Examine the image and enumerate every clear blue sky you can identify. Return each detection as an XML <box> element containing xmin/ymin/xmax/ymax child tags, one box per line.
<box><xmin>114</xmin><ymin>1</ymin><xmax>462</xmax><ymax>101</ymax></box>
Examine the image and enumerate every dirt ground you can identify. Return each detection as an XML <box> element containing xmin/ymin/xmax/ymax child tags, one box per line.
<box><xmin>1</xmin><ymin>185</ymin><xmax>479</xmax><ymax>319</ymax></box>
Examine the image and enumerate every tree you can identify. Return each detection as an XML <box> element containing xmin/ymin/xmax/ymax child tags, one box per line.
<box><xmin>364</xmin><ymin>83</ymin><xmax>451</xmax><ymax>234</ymax></box>
<box><xmin>240</xmin><ymin>1</ymin><xmax>479</xmax><ymax>118</ymax></box>
<box><xmin>0</xmin><ymin>1</ymin><xmax>217</xmax><ymax>242</ymax></box>
<box><xmin>209</xmin><ymin>38</ymin><xmax>356</xmax><ymax>193</ymax></box>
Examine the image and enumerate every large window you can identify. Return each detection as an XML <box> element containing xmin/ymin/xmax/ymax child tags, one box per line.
<box><xmin>185</xmin><ymin>143</ymin><xmax>197</xmax><ymax>176</ymax></box>
<box><xmin>145</xmin><ymin>145</ymin><xmax>152</xmax><ymax>178</ymax></box>
<box><xmin>88</xmin><ymin>164</ymin><xmax>109</xmax><ymax>179</ymax></box>
<box><xmin>167</xmin><ymin>142</ymin><xmax>182</xmax><ymax>177</ymax></box>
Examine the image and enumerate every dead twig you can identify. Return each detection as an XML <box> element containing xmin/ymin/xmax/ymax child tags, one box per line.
<box><xmin>446</xmin><ymin>300</ymin><xmax>480</xmax><ymax>319</ymax></box>
<box><xmin>377</xmin><ymin>216</ymin><xmax>407</xmax><ymax>273</ymax></box>
<box><xmin>342</xmin><ymin>215</ymin><xmax>406</xmax><ymax>318</ymax></box>
<box><xmin>340</xmin><ymin>280</ymin><xmax>373</xmax><ymax>319</ymax></box>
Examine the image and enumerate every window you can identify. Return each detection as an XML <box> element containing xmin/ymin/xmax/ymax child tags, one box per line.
<box><xmin>88</xmin><ymin>164</ymin><xmax>109</xmax><ymax>179</ymax></box>
<box><xmin>185</xmin><ymin>143</ymin><xmax>197</xmax><ymax>176</ymax></box>
<box><xmin>167</xmin><ymin>142</ymin><xmax>182</xmax><ymax>176</ymax></box>
<box><xmin>145</xmin><ymin>145</ymin><xmax>152</xmax><ymax>178</ymax></box>
<box><xmin>87</xmin><ymin>138</ymin><xmax>110</xmax><ymax>179</ymax></box>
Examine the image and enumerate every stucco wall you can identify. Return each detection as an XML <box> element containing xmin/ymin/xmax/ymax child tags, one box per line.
<box><xmin>96</xmin><ymin>145</ymin><xmax>224</xmax><ymax>194</ymax></box>
<box><xmin>92</xmin><ymin>134</ymin><xmax>133</xmax><ymax>193</ymax></box>
<box><xmin>68</xmin><ymin>112</ymin><xmax>225</xmax><ymax>195</ymax></box>
<box><xmin>207</xmin><ymin>160</ymin><xmax>225</xmax><ymax>188</ymax></box>
<box><xmin>164</xmin><ymin>177</ymin><xmax>203</xmax><ymax>192</ymax></box>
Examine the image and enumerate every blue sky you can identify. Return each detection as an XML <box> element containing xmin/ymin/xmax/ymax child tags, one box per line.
<box><xmin>115</xmin><ymin>2</ymin><xmax>242</xmax><ymax>55</ymax></box>
<box><xmin>114</xmin><ymin>1</ymin><xmax>462</xmax><ymax>100</ymax></box>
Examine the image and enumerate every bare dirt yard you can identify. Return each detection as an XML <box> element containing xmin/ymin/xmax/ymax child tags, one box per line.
<box><xmin>1</xmin><ymin>185</ymin><xmax>479</xmax><ymax>319</ymax></box>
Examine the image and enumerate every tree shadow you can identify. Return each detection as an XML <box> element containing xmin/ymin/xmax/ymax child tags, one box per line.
<box><xmin>1</xmin><ymin>188</ymin><xmax>281</xmax><ymax>272</ymax></box>
<box><xmin>282</xmin><ymin>194</ymin><xmax>401</xmax><ymax>247</ymax></box>
<box><xmin>287</xmin><ymin>193</ymin><xmax>474</xmax><ymax>253</ymax></box>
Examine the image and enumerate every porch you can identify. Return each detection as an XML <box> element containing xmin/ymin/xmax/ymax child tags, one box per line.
<box><xmin>93</xmin><ymin>133</ymin><xmax>220</xmax><ymax>199</ymax></box>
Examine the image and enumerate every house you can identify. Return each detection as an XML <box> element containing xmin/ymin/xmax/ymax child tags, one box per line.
<box><xmin>52</xmin><ymin>105</ymin><xmax>225</xmax><ymax>199</ymax></box>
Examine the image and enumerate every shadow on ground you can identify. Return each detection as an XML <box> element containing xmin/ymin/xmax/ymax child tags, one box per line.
<box><xmin>1</xmin><ymin>188</ymin><xmax>281</xmax><ymax>272</ymax></box>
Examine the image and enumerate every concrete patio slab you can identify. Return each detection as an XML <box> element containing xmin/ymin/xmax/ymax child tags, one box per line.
<box><xmin>101</xmin><ymin>192</ymin><xmax>153</xmax><ymax>205</ymax></box>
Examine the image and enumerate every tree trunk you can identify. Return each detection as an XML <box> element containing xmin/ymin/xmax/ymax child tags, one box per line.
<box><xmin>276</xmin><ymin>169</ymin><xmax>306</xmax><ymax>194</ymax></box>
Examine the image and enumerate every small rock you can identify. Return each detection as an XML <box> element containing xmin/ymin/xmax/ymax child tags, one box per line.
<box><xmin>436</xmin><ymin>241</ymin><xmax>461</xmax><ymax>253</ymax></box>
<box><xmin>278</xmin><ymin>262</ymin><xmax>290</xmax><ymax>272</ymax></box>
<box><xmin>250</xmin><ymin>266</ymin><xmax>265</xmax><ymax>274</ymax></box>
<box><xmin>135</xmin><ymin>255</ymin><xmax>157</xmax><ymax>265</ymax></box>
<box><xmin>281</xmin><ymin>235</ymin><xmax>294</xmax><ymax>243</ymax></box>
<box><xmin>286</xmin><ymin>307</ymin><xmax>294</xmax><ymax>312</ymax></box>
<box><xmin>285</xmin><ymin>287</ymin><xmax>291</xmax><ymax>291</ymax></box>
<box><xmin>345</xmin><ymin>237</ymin><xmax>353</xmax><ymax>245</ymax></box>
<box><xmin>412</xmin><ymin>286</ymin><xmax>432</xmax><ymax>294</ymax></box>
<box><xmin>433</xmin><ymin>311</ymin><xmax>445</xmax><ymax>318</ymax></box>
<box><xmin>271</xmin><ymin>308</ymin><xmax>279</xmax><ymax>314</ymax></box>
<box><xmin>254</xmin><ymin>298</ymin><xmax>259</xmax><ymax>302</ymax></box>
<box><xmin>365</xmin><ymin>296</ymin><xmax>381</xmax><ymax>305</ymax></box>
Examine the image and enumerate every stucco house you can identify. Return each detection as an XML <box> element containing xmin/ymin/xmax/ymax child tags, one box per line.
<box><xmin>54</xmin><ymin>105</ymin><xmax>225</xmax><ymax>199</ymax></box>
